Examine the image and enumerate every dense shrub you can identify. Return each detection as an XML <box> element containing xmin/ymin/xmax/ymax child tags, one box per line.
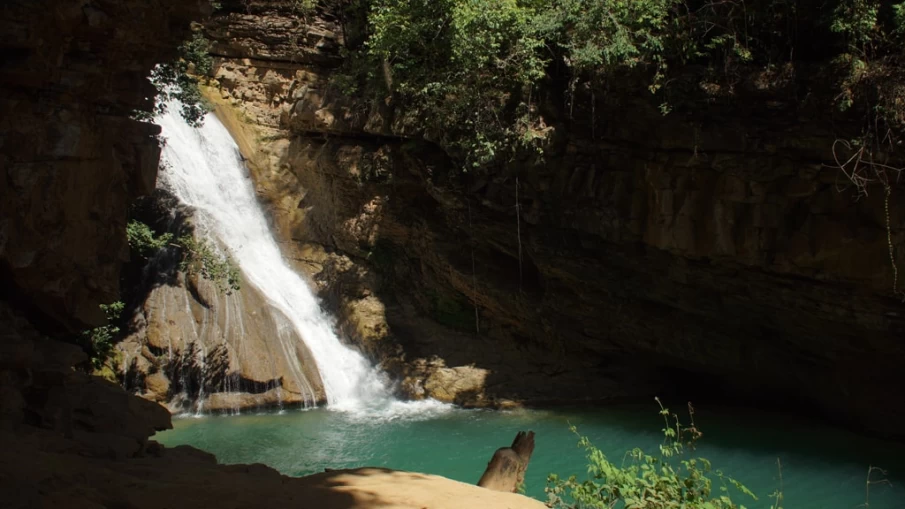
<box><xmin>177</xmin><ymin>234</ymin><xmax>242</xmax><ymax>294</ymax></box>
<box><xmin>335</xmin><ymin>0</ymin><xmax>905</xmax><ymax>175</ymax></box>
<box><xmin>126</xmin><ymin>220</ymin><xmax>174</xmax><ymax>258</ymax></box>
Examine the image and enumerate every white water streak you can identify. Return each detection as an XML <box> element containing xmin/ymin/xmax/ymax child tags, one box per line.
<box><xmin>156</xmin><ymin>105</ymin><xmax>391</xmax><ymax>410</ymax></box>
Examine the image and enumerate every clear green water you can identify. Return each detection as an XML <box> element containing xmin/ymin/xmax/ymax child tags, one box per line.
<box><xmin>155</xmin><ymin>403</ymin><xmax>905</xmax><ymax>508</ymax></box>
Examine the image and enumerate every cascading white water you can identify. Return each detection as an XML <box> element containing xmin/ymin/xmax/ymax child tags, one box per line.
<box><xmin>156</xmin><ymin>103</ymin><xmax>392</xmax><ymax>411</ymax></box>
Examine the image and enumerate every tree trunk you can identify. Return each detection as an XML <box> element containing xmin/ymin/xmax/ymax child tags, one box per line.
<box><xmin>477</xmin><ymin>430</ymin><xmax>535</xmax><ymax>493</ymax></box>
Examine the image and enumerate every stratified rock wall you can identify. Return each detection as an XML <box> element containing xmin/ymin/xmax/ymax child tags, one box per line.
<box><xmin>0</xmin><ymin>0</ymin><xmax>209</xmax><ymax>331</ymax></box>
<box><xmin>0</xmin><ymin>301</ymin><xmax>172</xmax><ymax>452</ymax></box>
<box><xmin>202</xmin><ymin>1</ymin><xmax>905</xmax><ymax>437</ymax></box>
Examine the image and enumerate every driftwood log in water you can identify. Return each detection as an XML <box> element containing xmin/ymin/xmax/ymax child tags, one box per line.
<box><xmin>477</xmin><ymin>431</ymin><xmax>536</xmax><ymax>493</ymax></box>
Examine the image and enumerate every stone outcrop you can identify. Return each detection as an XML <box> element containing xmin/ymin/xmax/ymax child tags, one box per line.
<box><xmin>478</xmin><ymin>431</ymin><xmax>536</xmax><ymax>493</ymax></box>
<box><xmin>119</xmin><ymin>268</ymin><xmax>326</xmax><ymax>412</ymax></box>
<box><xmin>0</xmin><ymin>0</ymin><xmax>209</xmax><ymax>332</ymax></box>
<box><xmin>0</xmin><ymin>302</ymin><xmax>171</xmax><ymax>459</ymax></box>
<box><xmin>201</xmin><ymin>1</ymin><xmax>905</xmax><ymax>437</ymax></box>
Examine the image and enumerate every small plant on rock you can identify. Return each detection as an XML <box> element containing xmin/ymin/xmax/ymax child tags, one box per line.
<box><xmin>135</xmin><ymin>29</ymin><xmax>214</xmax><ymax>126</ymax></box>
<box><xmin>178</xmin><ymin>234</ymin><xmax>242</xmax><ymax>294</ymax></box>
<box><xmin>81</xmin><ymin>301</ymin><xmax>125</xmax><ymax>373</ymax></box>
<box><xmin>126</xmin><ymin>220</ymin><xmax>241</xmax><ymax>294</ymax></box>
<box><xmin>126</xmin><ymin>220</ymin><xmax>174</xmax><ymax>258</ymax></box>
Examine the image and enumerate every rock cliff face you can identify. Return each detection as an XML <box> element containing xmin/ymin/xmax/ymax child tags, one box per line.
<box><xmin>0</xmin><ymin>0</ymin><xmax>209</xmax><ymax>332</ymax></box>
<box><xmin>0</xmin><ymin>0</ymin><xmax>325</xmax><ymax>415</ymax></box>
<box><xmin>202</xmin><ymin>1</ymin><xmax>904</xmax><ymax>436</ymax></box>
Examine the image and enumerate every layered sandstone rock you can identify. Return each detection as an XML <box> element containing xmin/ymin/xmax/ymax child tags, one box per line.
<box><xmin>0</xmin><ymin>302</ymin><xmax>171</xmax><ymax>458</ymax></box>
<box><xmin>201</xmin><ymin>1</ymin><xmax>905</xmax><ymax>437</ymax></box>
<box><xmin>0</xmin><ymin>0</ymin><xmax>209</xmax><ymax>331</ymax></box>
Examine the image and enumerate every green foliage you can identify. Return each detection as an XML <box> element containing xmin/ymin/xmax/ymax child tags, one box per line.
<box><xmin>828</xmin><ymin>0</ymin><xmax>905</xmax><ymax>117</ymax></box>
<box><xmin>826</xmin><ymin>0</ymin><xmax>905</xmax><ymax>206</ymax></box>
<box><xmin>830</xmin><ymin>0</ymin><xmax>882</xmax><ymax>112</ymax></box>
<box><xmin>546</xmin><ymin>399</ymin><xmax>770</xmax><ymax>509</ymax></box>
<box><xmin>181</xmin><ymin>30</ymin><xmax>215</xmax><ymax>76</ymax></box>
<box><xmin>126</xmin><ymin>220</ymin><xmax>173</xmax><ymax>258</ymax></box>
<box><xmin>290</xmin><ymin>0</ymin><xmax>317</xmax><ymax>15</ymax></box>
<box><xmin>178</xmin><ymin>235</ymin><xmax>242</xmax><ymax>294</ymax></box>
<box><xmin>366</xmin><ymin>0</ymin><xmax>548</xmax><ymax>169</ymax></box>
<box><xmin>534</xmin><ymin>0</ymin><xmax>683</xmax><ymax>88</ymax></box>
<box><xmin>831</xmin><ymin>0</ymin><xmax>882</xmax><ymax>55</ymax></box>
<box><xmin>341</xmin><ymin>0</ymin><xmax>905</xmax><ymax>177</ymax></box>
<box><xmin>356</xmin><ymin>0</ymin><xmax>767</xmax><ymax>170</ymax></box>
<box><xmin>127</xmin><ymin>220</ymin><xmax>241</xmax><ymax>294</ymax></box>
<box><xmin>137</xmin><ymin>30</ymin><xmax>214</xmax><ymax>127</ymax></box>
<box><xmin>81</xmin><ymin>301</ymin><xmax>125</xmax><ymax>372</ymax></box>
<box><xmin>895</xmin><ymin>3</ymin><xmax>905</xmax><ymax>36</ymax></box>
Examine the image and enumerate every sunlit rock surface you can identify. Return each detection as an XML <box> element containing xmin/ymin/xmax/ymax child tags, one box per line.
<box><xmin>119</xmin><ymin>270</ymin><xmax>326</xmax><ymax>412</ymax></box>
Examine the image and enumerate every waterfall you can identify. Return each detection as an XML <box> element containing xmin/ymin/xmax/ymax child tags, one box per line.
<box><xmin>156</xmin><ymin>104</ymin><xmax>391</xmax><ymax>411</ymax></box>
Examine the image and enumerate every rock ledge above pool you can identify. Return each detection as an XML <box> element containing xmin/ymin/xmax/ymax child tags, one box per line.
<box><xmin>1</xmin><ymin>425</ymin><xmax>545</xmax><ymax>509</ymax></box>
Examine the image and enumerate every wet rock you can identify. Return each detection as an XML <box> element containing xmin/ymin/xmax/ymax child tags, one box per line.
<box><xmin>119</xmin><ymin>271</ymin><xmax>326</xmax><ymax>412</ymax></box>
<box><xmin>144</xmin><ymin>373</ymin><xmax>170</xmax><ymax>402</ymax></box>
<box><xmin>0</xmin><ymin>300</ymin><xmax>542</xmax><ymax>509</ymax></box>
<box><xmin>423</xmin><ymin>366</ymin><xmax>490</xmax><ymax>406</ymax></box>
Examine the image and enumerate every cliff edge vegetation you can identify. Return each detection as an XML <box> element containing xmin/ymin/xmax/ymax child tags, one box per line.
<box><xmin>345</xmin><ymin>0</ymin><xmax>905</xmax><ymax>193</ymax></box>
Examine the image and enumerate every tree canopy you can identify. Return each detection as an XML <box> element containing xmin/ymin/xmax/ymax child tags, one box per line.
<box><xmin>339</xmin><ymin>0</ymin><xmax>905</xmax><ymax>175</ymax></box>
